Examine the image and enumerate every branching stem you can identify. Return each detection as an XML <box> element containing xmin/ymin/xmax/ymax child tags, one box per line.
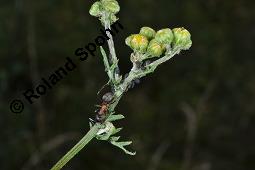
<box><xmin>50</xmin><ymin>2</ymin><xmax>188</xmax><ymax>168</ymax></box>
<box><xmin>50</xmin><ymin>46</ymin><xmax>181</xmax><ymax>170</ymax></box>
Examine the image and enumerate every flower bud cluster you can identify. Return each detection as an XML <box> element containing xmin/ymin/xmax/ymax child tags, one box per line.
<box><xmin>126</xmin><ymin>27</ymin><xmax>192</xmax><ymax>60</ymax></box>
<box><xmin>89</xmin><ymin>0</ymin><xmax>120</xmax><ymax>24</ymax></box>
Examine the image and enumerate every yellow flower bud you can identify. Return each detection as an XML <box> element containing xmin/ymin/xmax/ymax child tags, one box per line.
<box><xmin>155</xmin><ymin>28</ymin><xmax>174</xmax><ymax>44</ymax></box>
<box><xmin>172</xmin><ymin>27</ymin><xmax>192</xmax><ymax>50</ymax></box>
<box><xmin>101</xmin><ymin>0</ymin><xmax>120</xmax><ymax>14</ymax></box>
<box><xmin>127</xmin><ymin>34</ymin><xmax>149</xmax><ymax>53</ymax></box>
<box><xmin>139</xmin><ymin>27</ymin><xmax>156</xmax><ymax>40</ymax></box>
<box><xmin>147</xmin><ymin>39</ymin><xmax>165</xmax><ymax>57</ymax></box>
<box><xmin>89</xmin><ymin>1</ymin><xmax>102</xmax><ymax>17</ymax></box>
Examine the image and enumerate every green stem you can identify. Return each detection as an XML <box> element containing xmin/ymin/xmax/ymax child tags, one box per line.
<box><xmin>104</xmin><ymin>14</ymin><xmax>118</xmax><ymax>63</ymax></box>
<box><xmin>120</xmin><ymin>48</ymin><xmax>181</xmax><ymax>91</ymax></box>
<box><xmin>50</xmin><ymin>124</ymin><xmax>101</xmax><ymax>170</ymax></box>
<box><xmin>102</xmin><ymin>12</ymin><xmax>120</xmax><ymax>86</ymax></box>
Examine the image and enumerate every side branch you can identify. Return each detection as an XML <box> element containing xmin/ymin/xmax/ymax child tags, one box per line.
<box><xmin>121</xmin><ymin>48</ymin><xmax>181</xmax><ymax>90</ymax></box>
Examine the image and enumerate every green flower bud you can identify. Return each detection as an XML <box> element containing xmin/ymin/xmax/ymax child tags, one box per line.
<box><xmin>155</xmin><ymin>28</ymin><xmax>174</xmax><ymax>44</ymax></box>
<box><xmin>127</xmin><ymin>34</ymin><xmax>149</xmax><ymax>53</ymax></box>
<box><xmin>89</xmin><ymin>1</ymin><xmax>102</xmax><ymax>17</ymax></box>
<box><xmin>147</xmin><ymin>39</ymin><xmax>165</xmax><ymax>57</ymax></box>
<box><xmin>101</xmin><ymin>0</ymin><xmax>120</xmax><ymax>14</ymax></box>
<box><xmin>139</xmin><ymin>27</ymin><xmax>156</xmax><ymax>40</ymax></box>
<box><xmin>172</xmin><ymin>27</ymin><xmax>192</xmax><ymax>50</ymax></box>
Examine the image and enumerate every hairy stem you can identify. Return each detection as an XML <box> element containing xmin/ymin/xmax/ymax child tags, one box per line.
<box><xmin>104</xmin><ymin>15</ymin><xmax>118</xmax><ymax>63</ymax></box>
<box><xmin>102</xmin><ymin>12</ymin><xmax>120</xmax><ymax>86</ymax></box>
<box><xmin>122</xmin><ymin>48</ymin><xmax>181</xmax><ymax>88</ymax></box>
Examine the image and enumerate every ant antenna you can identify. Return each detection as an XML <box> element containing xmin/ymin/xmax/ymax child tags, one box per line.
<box><xmin>97</xmin><ymin>80</ymin><xmax>110</xmax><ymax>95</ymax></box>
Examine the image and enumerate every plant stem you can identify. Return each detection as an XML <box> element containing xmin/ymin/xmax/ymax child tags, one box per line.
<box><xmin>50</xmin><ymin>124</ymin><xmax>101</xmax><ymax>170</ymax></box>
<box><xmin>50</xmin><ymin>46</ymin><xmax>180</xmax><ymax>170</ymax></box>
<box><xmin>51</xmin><ymin>14</ymin><xmax>124</xmax><ymax>170</ymax></box>
<box><xmin>104</xmin><ymin>15</ymin><xmax>118</xmax><ymax>64</ymax></box>
<box><xmin>102</xmin><ymin>12</ymin><xmax>120</xmax><ymax>87</ymax></box>
<box><xmin>120</xmin><ymin>48</ymin><xmax>181</xmax><ymax>90</ymax></box>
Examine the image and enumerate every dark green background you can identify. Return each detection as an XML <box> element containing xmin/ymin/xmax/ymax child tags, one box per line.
<box><xmin>1</xmin><ymin>0</ymin><xmax>255</xmax><ymax>169</ymax></box>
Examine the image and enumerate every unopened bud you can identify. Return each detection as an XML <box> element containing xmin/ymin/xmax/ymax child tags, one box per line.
<box><xmin>102</xmin><ymin>0</ymin><xmax>120</xmax><ymax>14</ymax></box>
<box><xmin>147</xmin><ymin>39</ymin><xmax>165</xmax><ymax>57</ymax></box>
<box><xmin>89</xmin><ymin>1</ymin><xmax>102</xmax><ymax>17</ymax></box>
<box><xmin>155</xmin><ymin>28</ymin><xmax>174</xmax><ymax>44</ymax></box>
<box><xmin>172</xmin><ymin>27</ymin><xmax>192</xmax><ymax>50</ymax></box>
<box><xmin>139</xmin><ymin>27</ymin><xmax>156</xmax><ymax>40</ymax></box>
<box><xmin>126</xmin><ymin>34</ymin><xmax>149</xmax><ymax>53</ymax></box>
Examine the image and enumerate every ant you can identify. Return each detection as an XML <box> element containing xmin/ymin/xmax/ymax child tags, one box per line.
<box><xmin>90</xmin><ymin>92</ymin><xmax>114</xmax><ymax>124</ymax></box>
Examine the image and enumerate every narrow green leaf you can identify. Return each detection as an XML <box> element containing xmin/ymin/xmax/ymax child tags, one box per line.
<box><xmin>110</xmin><ymin>136</ymin><xmax>121</xmax><ymax>141</ymax></box>
<box><xmin>107</xmin><ymin>114</ymin><xmax>125</xmax><ymax>122</ymax></box>
<box><xmin>100</xmin><ymin>47</ymin><xmax>110</xmax><ymax>69</ymax></box>
<box><xmin>110</xmin><ymin>140</ymin><xmax>136</xmax><ymax>156</ymax></box>
<box><xmin>110</xmin><ymin>59</ymin><xmax>119</xmax><ymax>70</ymax></box>
<box><xmin>100</xmin><ymin>46</ymin><xmax>108</xmax><ymax>60</ymax></box>
<box><xmin>112</xmin><ymin>127</ymin><xmax>122</xmax><ymax>135</ymax></box>
<box><xmin>116</xmin><ymin>141</ymin><xmax>132</xmax><ymax>146</ymax></box>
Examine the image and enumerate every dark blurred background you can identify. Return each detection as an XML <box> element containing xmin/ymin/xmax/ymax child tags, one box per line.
<box><xmin>1</xmin><ymin>0</ymin><xmax>255</xmax><ymax>169</ymax></box>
